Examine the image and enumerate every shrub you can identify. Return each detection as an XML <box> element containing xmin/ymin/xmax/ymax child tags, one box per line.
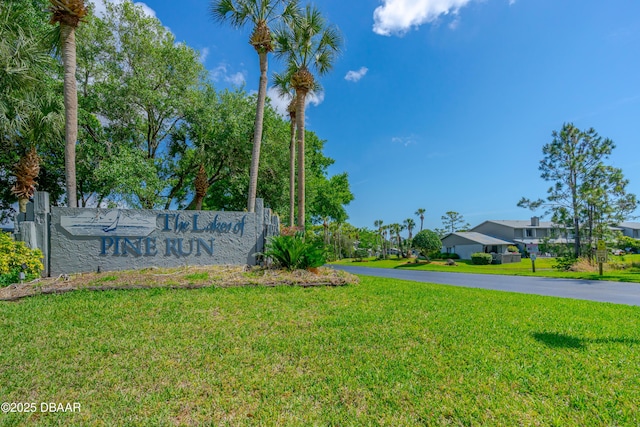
<box><xmin>429</xmin><ymin>252</ymin><xmax>460</xmax><ymax>260</ymax></box>
<box><xmin>353</xmin><ymin>248</ymin><xmax>369</xmax><ymax>261</ymax></box>
<box><xmin>471</xmin><ymin>252</ymin><xmax>493</xmax><ymax>265</ymax></box>
<box><xmin>263</xmin><ymin>235</ymin><xmax>326</xmax><ymax>270</ymax></box>
<box><xmin>553</xmin><ymin>255</ymin><xmax>577</xmax><ymax>271</ymax></box>
<box><xmin>0</xmin><ymin>232</ymin><xmax>43</xmax><ymax>286</ymax></box>
<box><xmin>507</xmin><ymin>245</ymin><xmax>519</xmax><ymax>253</ymax></box>
<box><xmin>412</xmin><ymin>230</ymin><xmax>441</xmax><ymax>259</ymax></box>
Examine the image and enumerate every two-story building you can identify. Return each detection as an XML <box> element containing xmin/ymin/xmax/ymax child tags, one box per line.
<box><xmin>441</xmin><ymin>217</ymin><xmax>572</xmax><ymax>261</ymax></box>
<box><xmin>617</xmin><ymin>222</ymin><xmax>640</xmax><ymax>239</ymax></box>
<box><xmin>470</xmin><ymin>217</ymin><xmax>572</xmax><ymax>255</ymax></box>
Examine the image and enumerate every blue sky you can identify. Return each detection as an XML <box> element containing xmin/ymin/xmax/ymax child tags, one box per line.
<box><xmin>95</xmin><ymin>0</ymin><xmax>640</xmax><ymax>231</ymax></box>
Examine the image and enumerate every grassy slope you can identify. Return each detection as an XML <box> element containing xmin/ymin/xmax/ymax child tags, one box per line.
<box><xmin>332</xmin><ymin>255</ymin><xmax>640</xmax><ymax>283</ymax></box>
<box><xmin>1</xmin><ymin>278</ymin><xmax>640</xmax><ymax>426</ymax></box>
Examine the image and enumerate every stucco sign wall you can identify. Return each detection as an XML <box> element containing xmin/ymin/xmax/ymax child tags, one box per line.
<box><xmin>43</xmin><ymin>198</ymin><xmax>279</xmax><ymax>275</ymax></box>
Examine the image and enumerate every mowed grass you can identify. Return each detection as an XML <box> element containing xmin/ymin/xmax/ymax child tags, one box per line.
<box><xmin>333</xmin><ymin>255</ymin><xmax>640</xmax><ymax>282</ymax></box>
<box><xmin>2</xmin><ymin>277</ymin><xmax>640</xmax><ymax>426</ymax></box>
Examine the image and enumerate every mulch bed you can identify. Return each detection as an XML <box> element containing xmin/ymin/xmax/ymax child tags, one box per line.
<box><xmin>0</xmin><ymin>265</ymin><xmax>359</xmax><ymax>302</ymax></box>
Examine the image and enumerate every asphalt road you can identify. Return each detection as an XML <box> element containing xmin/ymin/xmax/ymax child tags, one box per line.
<box><xmin>330</xmin><ymin>265</ymin><xmax>640</xmax><ymax>306</ymax></box>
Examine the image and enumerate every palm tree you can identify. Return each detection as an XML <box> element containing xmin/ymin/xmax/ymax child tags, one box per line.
<box><xmin>211</xmin><ymin>0</ymin><xmax>298</xmax><ymax>213</ymax></box>
<box><xmin>272</xmin><ymin>70</ymin><xmax>322</xmax><ymax>227</ymax></box>
<box><xmin>274</xmin><ymin>4</ymin><xmax>342</xmax><ymax>228</ymax></box>
<box><xmin>272</xmin><ymin>71</ymin><xmax>297</xmax><ymax>227</ymax></box>
<box><xmin>415</xmin><ymin>208</ymin><xmax>426</xmax><ymax>231</ymax></box>
<box><xmin>404</xmin><ymin>218</ymin><xmax>415</xmax><ymax>240</ymax></box>
<box><xmin>382</xmin><ymin>225</ymin><xmax>390</xmax><ymax>259</ymax></box>
<box><xmin>48</xmin><ymin>0</ymin><xmax>87</xmax><ymax>208</ymax></box>
<box><xmin>390</xmin><ymin>223</ymin><xmax>407</xmax><ymax>258</ymax></box>
<box><xmin>374</xmin><ymin>219</ymin><xmax>383</xmax><ymax>258</ymax></box>
<box><xmin>11</xmin><ymin>147</ymin><xmax>41</xmax><ymax>213</ymax></box>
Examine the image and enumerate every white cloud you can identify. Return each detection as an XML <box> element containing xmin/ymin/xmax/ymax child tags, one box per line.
<box><xmin>210</xmin><ymin>64</ymin><xmax>246</xmax><ymax>87</ymax></box>
<box><xmin>391</xmin><ymin>135</ymin><xmax>418</xmax><ymax>146</ymax></box>
<box><xmin>373</xmin><ymin>0</ymin><xmax>473</xmax><ymax>36</ymax></box>
<box><xmin>306</xmin><ymin>91</ymin><xmax>325</xmax><ymax>108</ymax></box>
<box><xmin>267</xmin><ymin>86</ymin><xmax>291</xmax><ymax>117</ymax></box>
<box><xmin>265</xmin><ymin>86</ymin><xmax>325</xmax><ymax>119</ymax></box>
<box><xmin>135</xmin><ymin>2</ymin><xmax>156</xmax><ymax>18</ymax></box>
<box><xmin>345</xmin><ymin>67</ymin><xmax>369</xmax><ymax>82</ymax></box>
<box><xmin>199</xmin><ymin>47</ymin><xmax>210</xmax><ymax>64</ymax></box>
<box><xmin>448</xmin><ymin>14</ymin><xmax>461</xmax><ymax>30</ymax></box>
<box><xmin>89</xmin><ymin>0</ymin><xmax>156</xmax><ymax>18</ymax></box>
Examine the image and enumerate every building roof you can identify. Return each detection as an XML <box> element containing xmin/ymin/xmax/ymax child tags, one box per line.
<box><xmin>513</xmin><ymin>238</ymin><xmax>573</xmax><ymax>245</ymax></box>
<box><xmin>443</xmin><ymin>232</ymin><xmax>514</xmax><ymax>246</ymax></box>
<box><xmin>618</xmin><ymin>222</ymin><xmax>640</xmax><ymax>230</ymax></box>
<box><xmin>477</xmin><ymin>220</ymin><xmax>559</xmax><ymax>229</ymax></box>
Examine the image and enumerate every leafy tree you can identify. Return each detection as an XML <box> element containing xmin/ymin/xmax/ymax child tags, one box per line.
<box><xmin>167</xmin><ymin>86</ymin><xmax>254</xmax><ymax>210</ymax></box>
<box><xmin>354</xmin><ymin>227</ymin><xmax>378</xmax><ymax>254</ymax></box>
<box><xmin>519</xmin><ymin>123</ymin><xmax>637</xmax><ymax>257</ymax></box>
<box><xmin>616</xmin><ymin>235</ymin><xmax>640</xmax><ymax>253</ymax></box>
<box><xmin>75</xmin><ymin>1</ymin><xmax>205</xmax><ymax>208</ymax></box>
<box><xmin>309</xmin><ymin>173</ymin><xmax>353</xmax><ymax>224</ymax></box>
<box><xmin>415</xmin><ymin>208</ymin><xmax>426</xmax><ymax>231</ymax></box>
<box><xmin>211</xmin><ymin>0</ymin><xmax>299</xmax><ymax>213</ymax></box>
<box><xmin>441</xmin><ymin>211</ymin><xmax>470</xmax><ymax>233</ymax></box>
<box><xmin>433</xmin><ymin>228</ymin><xmax>448</xmax><ymax>239</ymax></box>
<box><xmin>200</xmin><ymin>98</ymin><xmax>352</xmax><ymax>222</ymax></box>
<box><xmin>412</xmin><ymin>229</ymin><xmax>442</xmax><ymax>259</ymax></box>
<box><xmin>274</xmin><ymin>4</ymin><xmax>342</xmax><ymax>228</ymax></box>
<box><xmin>48</xmin><ymin>0</ymin><xmax>87</xmax><ymax>207</ymax></box>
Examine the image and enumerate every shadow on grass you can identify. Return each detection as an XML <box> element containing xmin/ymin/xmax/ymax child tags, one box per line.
<box><xmin>532</xmin><ymin>332</ymin><xmax>640</xmax><ymax>349</ymax></box>
<box><xmin>393</xmin><ymin>260</ymin><xmax>469</xmax><ymax>269</ymax></box>
<box><xmin>394</xmin><ymin>261</ymin><xmax>432</xmax><ymax>269</ymax></box>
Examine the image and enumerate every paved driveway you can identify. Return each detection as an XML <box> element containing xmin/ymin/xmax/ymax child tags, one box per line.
<box><xmin>331</xmin><ymin>265</ymin><xmax>640</xmax><ymax>306</ymax></box>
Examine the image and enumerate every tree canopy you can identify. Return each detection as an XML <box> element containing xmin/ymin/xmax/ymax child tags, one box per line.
<box><xmin>0</xmin><ymin>0</ymin><xmax>353</xmax><ymax>225</ymax></box>
<box><xmin>518</xmin><ymin>123</ymin><xmax>637</xmax><ymax>257</ymax></box>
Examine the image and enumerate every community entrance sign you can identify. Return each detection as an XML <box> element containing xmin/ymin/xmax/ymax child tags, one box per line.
<box><xmin>15</xmin><ymin>193</ymin><xmax>279</xmax><ymax>276</ymax></box>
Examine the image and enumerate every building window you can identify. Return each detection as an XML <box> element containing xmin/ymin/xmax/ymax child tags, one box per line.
<box><xmin>525</xmin><ymin>229</ymin><xmax>535</xmax><ymax>238</ymax></box>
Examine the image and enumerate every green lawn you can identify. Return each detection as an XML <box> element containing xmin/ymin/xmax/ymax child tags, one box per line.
<box><xmin>1</xmin><ymin>278</ymin><xmax>640</xmax><ymax>425</ymax></box>
<box><xmin>332</xmin><ymin>255</ymin><xmax>640</xmax><ymax>282</ymax></box>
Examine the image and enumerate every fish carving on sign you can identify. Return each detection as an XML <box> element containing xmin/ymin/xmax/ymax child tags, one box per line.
<box><xmin>60</xmin><ymin>210</ymin><xmax>156</xmax><ymax>236</ymax></box>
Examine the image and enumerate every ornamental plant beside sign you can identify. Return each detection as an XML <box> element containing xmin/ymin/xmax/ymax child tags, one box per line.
<box><xmin>0</xmin><ymin>233</ymin><xmax>43</xmax><ymax>286</ymax></box>
<box><xmin>263</xmin><ymin>235</ymin><xmax>326</xmax><ymax>271</ymax></box>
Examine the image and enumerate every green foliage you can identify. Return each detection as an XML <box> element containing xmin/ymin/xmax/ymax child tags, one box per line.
<box><xmin>264</xmin><ymin>235</ymin><xmax>326</xmax><ymax>270</ymax></box>
<box><xmin>553</xmin><ymin>255</ymin><xmax>577</xmax><ymax>271</ymax></box>
<box><xmin>507</xmin><ymin>245</ymin><xmax>519</xmax><ymax>253</ymax></box>
<box><xmin>3</xmin><ymin>276</ymin><xmax>640</xmax><ymax>424</ymax></box>
<box><xmin>429</xmin><ymin>252</ymin><xmax>461</xmax><ymax>260</ymax></box>
<box><xmin>616</xmin><ymin>235</ymin><xmax>640</xmax><ymax>253</ymax></box>
<box><xmin>0</xmin><ymin>0</ymin><xmax>65</xmax><ymax>219</ymax></box>
<box><xmin>441</xmin><ymin>211</ymin><xmax>470</xmax><ymax>233</ymax></box>
<box><xmin>471</xmin><ymin>252</ymin><xmax>493</xmax><ymax>265</ymax></box>
<box><xmin>353</xmin><ymin>248</ymin><xmax>369</xmax><ymax>262</ymax></box>
<box><xmin>0</xmin><ymin>0</ymin><xmax>353</xmax><ymax>222</ymax></box>
<box><xmin>0</xmin><ymin>232</ymin><xmax>43</xmax><ymax>286</ymax></box>
<box><xmin>519</xmin><ymin>123</ymin><xmax>638</xmax><ymax>257</ymax></box>
<box><xmin>412</xmin><ymin>230</ymin><xmax>441</xmax><ymax>258</ymax></box>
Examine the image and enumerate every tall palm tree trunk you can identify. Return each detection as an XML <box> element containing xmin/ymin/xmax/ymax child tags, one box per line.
<box><xmin>61</xmin><ymin>24</ymin><xmax>78</xmax><ymax>208</ymax></box>
<box><xmin>295</xmin><ymin>89</ymin><xmax>307</xmax><ymax>228</ymax></box>
<box><xmin>247</xmin><ymin>50</ymin><xmax>268</xmax><ymax>213</ymax></box>
<box><xmin>289</xmin><ymin>115</ymin><xmax>296</xmax><ymax>227</ymax></box>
